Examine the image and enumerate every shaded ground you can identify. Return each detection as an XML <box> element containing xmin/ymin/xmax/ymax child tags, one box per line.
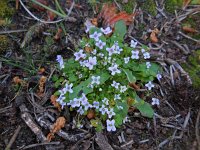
<box><xmin>0</xmin><ymin>0</ymin><xmax>200</xmax><ymax>149</ymax></box>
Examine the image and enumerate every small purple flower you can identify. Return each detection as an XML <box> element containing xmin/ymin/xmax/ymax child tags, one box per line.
<box><xmin>77</xmin><ymin>106</ymin><xmax>84</xmax><ymax>115</ymax></box>
<box><xmin>64</xmin><ymin>83</ymin><xmax>73</xmax><ymax>93</ymax></box>
<box><xmin>101</xmin><ymin>27</ymin><xmax>112</xmax><ymax>35</ymax></box>
<box><xmin>89</xmin><ymin>31</ymin><xmax>102</xmax><ymax>41</ymax></box>
<box><xmin>102</xmin><ymin>98</ymin><xmax>109</xmax><ymax>105</ymax></box>
<box><xmin>56</xmin><ymin>55</ymin><xmax>64</xmax><ymax>69</ymax></box>
<box><xmin>145</xmin><ymin>81</ymin><xmax>154</xmax><ymax>90</ymax></box>
<box><xmin>85</xmin><ymin>56</ymin><xmax>97</xmax><ymax>70</ymax></box>
<box><xmin>95</xmin><ymin>40</ymin><xmax>106</xmax><ymax>49</ymax></box>
<box><xmin>107</xmin><ymin>108</ymin><xmax>115</xmax><ymax>118</ymax></box>
<box><xmin>93</xmin><ymin>101</ymin><xmax>99</xmax><ymax>109</ymax></box>
<box><xmin>131</xmin><ymin>50</ymin><xmax>139</xmax><ymax>59</ymax></box>
<box><xmin>108</xmin><ymin>64</ymin><xmax>121</xmax><ymax>75</ymax></box>
<box><xmin>146</xmin><ymin>62</ymin><xmax>151</xmax><ymax>69</ymax></box>
<box><xmin>74</xmin><ymin>50</ymin><xmax>86</xmax><ymax>61</ymax></box>
<box><xmin>111</xmin><ymin>81</ymin><xmax>120</xmax><ymax>89</ymax></box>
<box><xmin>151</xmin><ymin>98</ymin><xmax>160</xmax><ymax>105</ymax></box>
<box><xmin>99</xmin><ymin>105</ymin><xmax>108</xmax><ymax>115</ymax></box>
<box><xmin>124</xmin><ymin>57</ymin><xmax>130</xmax><ymax>64</ymax></box>
<box><xmin>114</xmin><ymin>94</ymin><xmax>121</xmax><ymax>100</ymax></box>
<box><xmin>156</xmin><ymin>74</ymin><xmax>162</xmax><ymax>81</ymax></box>
<box><xmin>143</xmin><ymin>52</ymin><xmax>150</xmax><ymax>59</ymax></box>
<box><xmin>120</xmin><ymin>86</ymin><xmax>127</xmax><ymax>93</ymax></box>
<box><xmin>106</xmin><ymin>45</ymin><xmax>115</xmax><ymax>56</ymax></box>
<box><xmin>130</xmin><ymin>40</ymin><xmax>137</xmax><ymax>48</ymax></box>
<box><xmin>91</xmin><ymin>76</ymin><xmax>100</xmax><ymax>85</ymax></box>
<box><xmin>106</xmin><ymin>119</ymin><xmax>116</xmax><ymax>132</ymax></box>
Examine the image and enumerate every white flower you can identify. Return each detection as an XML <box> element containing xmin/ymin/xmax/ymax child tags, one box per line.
<box><xmin>106</xmin><ymin>119</ymin><xmax>116</xmax><ymax>132</ymax></box>
<box><xmin>79</xmin><ymin>60</ymin><xmax>88</xmax><ymax>67</ymax></box>
<box><xmin>93</xmin><ymin>101</ymin><xmax>99</xmax><ymax>109</ymax></box>
<box><xmin>130</xmin><ymin>40</ymin><xmax>137</xmax><ymax>48</ymax></box>
<box><xmin>156</xmin><ymin>74</ymin><xmax>162</xmax><ymax>81</ymax></box>
<box><xmin>74</xmin><ymin>50</ymin><xmax>86</xmax><ymax>61</ymax></box>
<box><xmin>80</xmin><ymin>93</ymin><xmax>88</xmax><ymax>105</ymax></box>
<box><xmin>99</xmin><ymin>105</ymin><xmax>108</xmax><ymax>115</ymax></box>
<box><xmin>56</xmin><ymin>55</ymin><xmax>64</xmax><ymax>69</ymax></box>
<box><xmin>143</xmin><ymin>52</ymin><xmax>150</xmax><ymax>59</ymax></box>
<box><xmin>58</xmin><ymin>88</ymin><xmax>67</xmax><ymax>96</ymax></box>
<box><xmin>120</xmin><ymin>86</ymin><xmax>127</xmax><ymax>93</ymax></box>
<box><xmin>145</xmin><ymin>81</ymin><xmax>154</xmax><ymax>90</ymax></box>
<box><xmin>64</xmin><ymin>83</ymin><xmax>73</xmax><ymax>93</ymax></box>
<box><xmin>95</xmin><ymin>40</ymin><xmax>106</xmax><ymax>49</ymax></box>
<box><xmin>131</xmin><ymin>50</ymin><xmax>139</xmax><ymax>59</ymax></box>
<box><xmin>89</xmin><ymin>31</ymin><xmax>102</xmax><ymax>41</ymax></box>
<box><xmin>117</xmin><ymin>105</ymin><xmax>123</xmax><ymax>110</ymax></box>
<box><xmin>108</xmin><ymin>64</ymin><xmax>121</xmax><ymax>75</ymax></box>
<box><xmin>106</xmin><ymin>45</ymin><xmax>116</xmax><ymax>56</ymax></box>
<box><xmin>115</xmin><ymin>46</ymin><xmax>123</xmax><ymax>54</ymax></box>
<box><xmin>85</xmin><ymin>56</ymin><xmax>97</xmax><ymax>70</ymax></box>
<box><xmin>151</xmin><ymin>98</ymin><xmax>160</xmax><ymax>106</ymax></box>
<box><xmin>107</xmin><ymin>108</ymin><xmax>115</xmax><ymax>118</ymax></box>
<box><xmin>101</xmin><ymin>27</ymin><xmax>112</xmax><ymax>35</ymax></box>
<box><xmin>146</xmin><ymin>62</ymin><xmax>151</xmax><ymax>69</ymax></box>
<box><xmin>114</xmin><ymin>94</ymin><xmax>121</xmax><ymax>100</ymax></box>
<box><xmin>92</xmin><ymin>49</ymin><xmax>97</xmax><ymax>55</ymax></box>
<box><xmin>111</xmin><ymin>81</ymin><xmax>120</xmax><ymax>89</ymax></box>
<box><xmin>91</xmin><ymin>76</ymin><xmax>100</xmax><ymax>85</ymax></box>
<box><xmin>84</xmin><ymin>19</ymin><xmax>95</xmax><ymax>33</ymax></box>
<box><xmin>77</xmin><ymin>106</ymin><xmax>84</xmax><ymax>115</ymax></box>
<box><xmin>99</xmin><ymin>88</ymin><xmax>102</xmax><ymax>91</ymax></box>
<box><xmin>56</xmin><ymin>95</ymin><xmax>65</xmax><ymax>103</ymax></box>
<box><xmin>102</xmin><ymin>98</ymin><xmax>109</xmax><ymax>105</ymax></box>
<box><xmin>124</xmin><ymin>57</ymin><xmax>130</xmax><ymax>64</ymax></box>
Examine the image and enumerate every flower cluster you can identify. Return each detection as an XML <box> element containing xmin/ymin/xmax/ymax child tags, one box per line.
<box><xmin>55</xmin><ymin>20</ymin><xmax>161</xmax><ymax>132</ymax></box>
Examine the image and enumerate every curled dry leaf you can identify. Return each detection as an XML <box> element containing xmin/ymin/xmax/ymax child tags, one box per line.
<box><xmin>38</xmin><ymin>76</ymin><xmax>47</xmax><ymax>95</ymax></box>
<box><xmin>50</xmin><ymin>95</ymin><xmax>61</xmax><ymax>112</ymax></box>
<box><xmin>85</xmin><ymin>46</ymin><xmax>93</xmax><ymax>53</ymax></box>
<box><xmin>150</xmin><ymin>28</ymin><xmax>159</xmax><ymax>43</ymax></box>
<box><xmin>129</xmin><ymin>83</ymin><xmax>140</xmax><ymax>90</ymax></box>
<box><xmin>91</xmin><ymin>18</ymin><xmax>98</xmax><ymax>26</ymax></box>
<box><xmin>13</xmin><ymin>76</ymin><xmax>23</xmax><ymax>84</ymax></box>
<box><xmin>54</xmin><ymin>28</ymin><xmax>63</xmax><ymax>41</ymax></box>
<box><xmin>182</xmin><ymin>26</ymin><xmax>198</xmax><ymax>33</ymax></box>
<box><xmin>87</xmin><ymin>109</ymin><xmax>96</xmax><ymax>119</ymax></box>
<box><xmin>98</xmin><ymin>3</ymin><xmax>136</xmax><ymax>27</ymax></box>
<box><xmin>47</xmin><ymin>117</ymin><xmax>66</xmax><ymax>141</ymax></box>
<box><xmin>38</xmin><ymin>67</ymin><xmax>45</xmax><ymax>74</ymax></box>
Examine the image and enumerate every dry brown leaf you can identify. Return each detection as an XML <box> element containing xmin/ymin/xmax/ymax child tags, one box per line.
<box><xmin>47</xmin><ymin>117</ymin><xmax>66</xmax><ymax>141</ymax></box>
<box><xmin>182</xmin><ymin>0</ymin><xmax>191</xmax><ymax>10</ymax></box>
<box><xmin>129</xmin><ymin>83</ymin><xmax>140</xmax><ymax>90</ymax></box>
<box><xmin>38</xmin><ymin>76</ymin><xmax>47</xmax><ymax>94</ymax></box>
<box><xmin>150</xmin><ymin>29</ymin><xmax>159</xmax><ymax>43</ymax></box>
<box><xmin>98</xmin><ymin>3</ymin><xmax>136</xmax><ymax>27</ymax></box>
<box><xmin>54</xmin><ymin>28</ymin><xmax>62</xmax><ymax>41</ymax></box>
<box><xmin>38</xmin><ymin>67</ymin><xmax>45</xmax><ymax>74</ymax></box>
<box><xmin>50</xmin><ymin>95</ymin><xmax>61</xmax><ymax>112</ymax></box>
<box><xmin>182</xmin><ymin>26</ymin><xmax>198</xmax><ymax>33</ymax></box>
<box><xmin>13</xmin><ymin>76</ymin><xmax>23</xmax><ymax>84</ymax></box>
<box><xmin>91</xmin><ymin>18</ymin><xmax>98</xmax><ymax>26</ymax></box>
<box><xmin>85</xmin><ymin>46</ymin><xmax>93</xmax><ymax>53</ymax></box>
<box><xmin>87</xmin><ymin>109</ymin><xmax>96</xmax><ymax>119</ymax></box>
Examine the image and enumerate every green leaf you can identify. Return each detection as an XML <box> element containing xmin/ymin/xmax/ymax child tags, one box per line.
<box><xmin>114</xmin><ymin>114</ymin><xmax>123</xmax><ymax>127</ymax></box>
<box><xmin>135</xmin><ymin>101</ymin><xmax>154</xmax><ymax>118</ymax></box>
<box><xmin>114</xmin><ymin>20</ymin><xmax>127</xmax><ymax>39</ymax></box>
<box><xmin>123</xmin><ymin>69</ymin><xmax>136</xmax><ymax>83</ymax></box>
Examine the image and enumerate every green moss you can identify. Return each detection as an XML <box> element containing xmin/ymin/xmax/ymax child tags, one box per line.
<box><xmin>165</xmin><ymin>0</ymin><xmax>182</xmax><ymax>13</ymax></box>
<box><xmin>0</xmin><ymin>35</ymin><xmax>9</xmax><ymax>54</ymax></box>
<box><xmin>137</xmin><ymin>0</ymin><xmax>157</xmax><ymax>16</ymax></box>
<box><xmin>182</xmin><ymin>50</ymin><xmax>200</xmax><ymax>88</ymax></box>
<box><xmin>118</xmin><ymin>0</ymin><xmax>136</xmax><ymax>14</ymax></box>
<box><xmin>0</xmin><ymin>0</ymin><xmax>15</xmax><ymax>19</ymax></box>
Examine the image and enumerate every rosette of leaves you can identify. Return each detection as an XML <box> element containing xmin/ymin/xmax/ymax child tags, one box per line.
<box><xmin>53</xmin><ymin>20</ymin><xmax>161</xmax><ymax>131</ymax></box>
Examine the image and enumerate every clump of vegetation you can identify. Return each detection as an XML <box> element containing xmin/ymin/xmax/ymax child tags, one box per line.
<box><xmin>137</xmin><ymin>0</ymin><xmax>157</xmax><ymax>16</ymax></box>
<box><xmin>165</xmin><ymin>0</ymin><xmax>182</xmax><ymax>13</ymax></box>
<box><xmin>53</xmin><ymin>20</ymin><xmax>161</xmax><ymax>131</ymax></box>
<box><xmin>0</xmin><ymin>0</ymin><xmax>15</xmax><ymax>19</ymax></box>
<box><xmin>182</xmin><ymin>50</ymin><xmax>200</xmax><ymax>88</ymax></box>
<box><xmin>0</xmin><ymin>35</ymin><xmax>9</xmax><ymax>54</ymax></box>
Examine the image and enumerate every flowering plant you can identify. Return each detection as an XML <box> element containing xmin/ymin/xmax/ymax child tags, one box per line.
<box><xmin>54</xmin><ymin>20</ymin><xmax>161</xmax><ymax>132</ymax></box>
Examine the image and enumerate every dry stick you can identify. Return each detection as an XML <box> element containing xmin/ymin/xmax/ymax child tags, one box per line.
<box><xmin>195</xmin><ymin>109</ymin><xmax>200</xmax><ymax>150</ymax></box>
<box><xmin>170</xmin><ymin>40</ymin><xmax>189</xmax><ymax>55</ymax></box>
<box><xmin>5</xmin><ymin>125</ymin><xmax>22</xmax><ymax>150</ymax></box>
<box><xmin>95</xmin><ymin>132</ymin><xmax>113</xmax><ymax>150</ymax></box>
<box><xmin>21</xmin><ymin>142</ymin><xmax>60</xmax><ymax>150</ymax></box>
<box><xmin>0</xmin><ymin>29</ymin><xmax>27</xmax><ymax>35</ymax></box>
<box><xmin>178</xmin><ymin>31</ymin><xmax>200</xmax><ymax>43</ymax></box>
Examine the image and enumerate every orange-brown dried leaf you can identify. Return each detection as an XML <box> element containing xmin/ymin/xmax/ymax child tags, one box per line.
<box><xmin>87</xmin><ymin>109</ymin><xmax>96</xmax><ymax>119</ymax></box>
<box><xmin>39</xmin><ymin>76</ymin><xmax>47</xmax><ymax>94</ymax></box>
<box><xmin>129</xmin><ymin>83</ymin><xmax>140</xmax><ymax>90</ymax></box>
<box><xmin>150</xmin><ymin>29</ymin><xmax>159</xmax><ymax>43</ymax></box>
<box><xmin>13</xmin><ymin>76</ymin><xmax>23</xmax><ymax>84</ymax></box>
<box><xmin>47</xmin><ymin>133</ymin><xmax>54</xmax><ymax>142</ymax></box>
<box><xmin>38</xmin><ymin>67</ymin><xmax>45</xmax><ymax>74</ymax></box>
<box><xmin>85</xmin><ymin>46</ymin><xmax>93</xmax><ymax>53</ymax></box>
<box><xmin>50</xmin><ymin>95</ymin><xmax>61</xmax><ymax>112</ymax></box>
<box><xmin>91</xmin><ymin>18</ymin><xmax>98</xmax><ymax>26</ymax></box>
<box><xmin>54</xmin><ymin>28</ymin><xmax>62</xmax><ymax>40</ymax></box>
<box><xmin>51</xmin><ymin>117</ymin><xmax>66</xmax><ymax>134</ymax></box>
<box><xmin>182</xmin><ymin>26</ymin><xmax>198</xmax><ymax>33</ymax></box>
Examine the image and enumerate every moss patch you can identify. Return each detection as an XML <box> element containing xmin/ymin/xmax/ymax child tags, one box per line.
<box><xmin>0</xmin><ymin>35</ymin><xmax>9</xmax><ymax>54</ymax></box>
<box><xmin>137</xmin><ymin>0</ymin><xmax>157</xmax><ymax>16</ymax></box>
<box><xmin>182</xmin><ymin>50</ymin><xmax>200</xmax><ymax>88</ymax></box>
<box><xmin>0</xmin><ymin>0</ymin><xmax>15</xmax><ymax>19</ymax></box>
<box><xmin>165</xmin><ymin>0</ymin><xmax>182</xmax><ymax>13</ymax></box>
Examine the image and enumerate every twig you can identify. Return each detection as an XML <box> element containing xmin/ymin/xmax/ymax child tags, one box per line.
<box><xmin>21</xmin><ymin>142</ymin><xmax>60</xmax><ymax>150</ymax></box>
<box><xmin>0</xmin><ymin>29</ymin><xmax>27</xmax><ymax>35</ymax></box>
<box><xmin>5</xmin><ymin>125</ymin><xmax>22</xmax><ymax>150</ymax></box>
<box><xmin>170</xmin><ymin>40</ymin><xmax>189</xmax><ymax>55</ymax></box>
<box><xmin>120</xmin><ymin>140</ymin><xmax>133</xmax><ymax>148</ymax></box>
<box><xmin>195</xmin><ymin>109</ymin><xmax>200</xmax><ymax>150</ymax></box>
<box><xmin>95</xmin><ymin>132</ymin><xmax>113</xmax><ymax>150</ymax></box>
<box><xmin>178</xmin><ymin>31</ymin><xmax>200</xmax><ymax>43</ymax></box>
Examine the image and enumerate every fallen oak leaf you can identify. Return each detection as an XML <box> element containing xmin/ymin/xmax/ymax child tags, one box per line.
<box><xmin>150</xmin><ymin>28</ymin><xmax>159</xmax><ymax>43</ymax></box>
